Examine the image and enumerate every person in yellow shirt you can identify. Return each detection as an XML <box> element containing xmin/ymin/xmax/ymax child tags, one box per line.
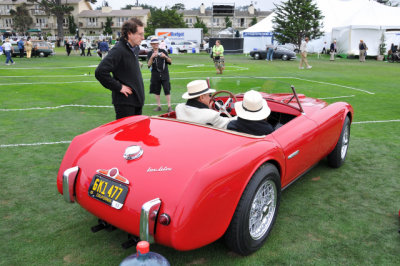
<box><xmin>25</xmin><ymin>37</ymin><xmax>33</xmax><ymax>58</ymax></box>
<box><xmin>212</xmin><ymin>40</ymin><xmax>225</xmax><ymax>74</ymax></box>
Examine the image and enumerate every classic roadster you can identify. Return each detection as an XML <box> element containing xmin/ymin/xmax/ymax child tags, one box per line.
<box><xmin>57</xmin><ymin>86</ymin><xmax>353</xmax><ymax>255</ymax></box>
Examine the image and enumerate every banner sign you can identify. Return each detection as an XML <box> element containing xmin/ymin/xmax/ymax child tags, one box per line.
<box><xmin>243</xmin><ymin>32</ymin><xmax>273</xmax><ymax>37</ymax></box>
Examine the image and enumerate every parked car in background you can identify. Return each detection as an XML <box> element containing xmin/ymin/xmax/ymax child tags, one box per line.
<box><xmin>31</xmin><ymin>40</ymin><xmax>54</xmax><ymax>57</ymax></box>
<box><xmin>11</xmin><ymin>40</ymin><xmax>54</xmax><ymax>57</ymax></box>
<box><xmin>170</xmin><ymin>41</ymin><xmax>196</xmax><ymax>53</ymax></box>
<box><xmin>139</xmin><ymin>40</ymin><xmax>151</xmax><ymax>61</ymax></box>
<box><xmin>250</xmin><ymin>47</ymin><xmax>297</xmax><ymax>61</ymax></box>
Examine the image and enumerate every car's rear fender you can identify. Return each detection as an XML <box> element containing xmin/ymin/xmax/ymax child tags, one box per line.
<box><xmin>57</xmin><ymin>116</ymin><xmax>149</xmax><ymax>194</ymax></box>
<box><xmin>158</xmin><ymin>139</ymin><xmax>285</xmax><ymax>251</ymax></box>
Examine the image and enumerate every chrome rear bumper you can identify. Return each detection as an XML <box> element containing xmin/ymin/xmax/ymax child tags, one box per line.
<box><xmin>140</xmin><ymin>198</ymin><xmax>161</xmax><ymax>243</ymax></box>
<box><xmin>62</xmin><ymin>166</ymin><xmax>79</xmax><ymax>203</ymax></box>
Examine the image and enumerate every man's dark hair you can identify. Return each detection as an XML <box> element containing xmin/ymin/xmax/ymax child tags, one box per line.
<box><xmin>121</xmin><ymin>18</ymin><xmax>143</xmax><ymax>40</ymax></box>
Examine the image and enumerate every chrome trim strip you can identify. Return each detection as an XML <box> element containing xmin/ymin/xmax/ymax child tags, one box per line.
<box><xmin>62</xmin><ymin>166</ymin><xmax>79</xmax><ymax>203</ymax></box>
<box><xmin>288</xmin><ymin>150</ymin><xmax>299</xmax><ymax>159</ymax></box>
<box><xmin>140</xmin><ymin>198</ymin><xmax>161</xmax><ymax>243</ymax></box>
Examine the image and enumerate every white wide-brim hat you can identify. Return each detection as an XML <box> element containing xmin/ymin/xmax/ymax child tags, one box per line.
<box><xmin>150</xmin><ymin>37</ymin><xmax>159</xmax><ymax>44</ymax></box>
<box><xmin>182</xmin><ymin>80</ymin><xmax>216</xmax><ymax>99</ymax></box>
<box><xmin>235</xmin><ymin>90</ymin><xmax>271</xmax><ymax>121</ymax></box>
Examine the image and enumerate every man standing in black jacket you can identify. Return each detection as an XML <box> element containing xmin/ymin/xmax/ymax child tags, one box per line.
<box><xmin>95</xmin><ymin>18</ymin><xmax>145</xmax><ymax>119</ymax></box>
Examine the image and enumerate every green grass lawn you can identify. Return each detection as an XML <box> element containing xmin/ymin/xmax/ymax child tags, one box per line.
<box><xmin>1</xmin><ymin>48</ymin><xmax>399</xmax><ymax>265</ymax></box>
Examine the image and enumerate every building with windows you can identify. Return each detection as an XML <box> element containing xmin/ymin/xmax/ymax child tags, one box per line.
<box><xmin>0</xmin><ymin>0</ymin><xmax>150</xmax><ymax>37</ymax></box>
<box><xmin>179</xmin><ymin>3</ymin><xmax>271</xmax><ymax>36</ymax></box>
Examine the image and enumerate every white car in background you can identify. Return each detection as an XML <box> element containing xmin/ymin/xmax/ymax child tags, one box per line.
<box><xmin>170</xmin><ymin>41</ymin><xmax>197</xmax><ymax>53</ymax></box>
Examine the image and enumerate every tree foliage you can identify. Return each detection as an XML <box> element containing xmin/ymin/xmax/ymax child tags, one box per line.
<box><xmin>171</xmin><ymin>3</ymin><xmax>185</xmax><ymax>10</ymax></box>
<box><xmin>10</xmin><ymin>3</ymin><xmax>33</xmax><ymax>33</ymax></box>
<box><xmin>68</xmin><ymin>15</ymin><xmax>77</xmax><ymax>35</ymax></box>
<box><xmin>224</xmin><ymin>16</ymin><xmax>232</xmax><ymax>28</ymax></box>
<box><xmin>193</xmin><ymin>16</ymin><xmax>208</xmax><ymax>34</ymax></box>
<box><xmin>250</xmin><ymin>17</ymin><xmax>257</xmax><ymax>26</ymax></box>
<box><xmin>145</xmin><ymin>7</ymin><xmax>186</xmax><ymax>37</ymax></box>
<box><xmin>103</xmin><ymin>17</ymin><xmax>113</xmax><ymax>35</ymax></box>
<box><xmin>272</xmin><ymin>0</ymin><xmax>324</xmax><ymax>47</ymax></box>
<box><xmin>27</xmin><ymin>0</ymin><xmax>97</xmax><ymax>39</ymax></box>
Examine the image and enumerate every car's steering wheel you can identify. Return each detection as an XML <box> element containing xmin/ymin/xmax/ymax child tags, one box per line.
<box><xmin>210</xmin><ymin>90</ymin><xmax>237</xmax><ymax>118</ymax></box>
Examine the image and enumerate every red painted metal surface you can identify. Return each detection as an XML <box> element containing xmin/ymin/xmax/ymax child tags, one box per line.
<box><xmin>57</xmin><ymin>93</ymin><xmax>353</xmax><ymax>251</ymax></box>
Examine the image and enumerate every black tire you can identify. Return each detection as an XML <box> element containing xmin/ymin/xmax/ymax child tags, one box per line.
<box><xmin>39</xmin><ymin>52</ymin><xmax>45</xmax><ymax>57</ymax></box>
<box><xmin>327</xmin><ymin>116</ymin><xmax>351</xmax><ymax>168</ymax></box>
<box><xmin>281</xmin><ymin>54</ymin><xmax>288</xmax><ymax>61</ymax></box>
<box><xmin>225</xmin><ymin>163</ymin><xmax>281</xmax><ymax>255</ymax></box>
<box><xmin>254</xmin><ymin>53</ymin><xmax>260</xmax><ymax>60</ymax></box>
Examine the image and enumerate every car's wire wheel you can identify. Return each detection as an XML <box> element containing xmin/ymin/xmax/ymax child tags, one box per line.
<box><xmin>249</xmin><ymin>179</ymin><xmax>277</xmax><ymax>240</ymax></box>
<box><xmin>341</xmin><ymin>124</ymin><xmax>350</xmax><ymax>160</ymax></box>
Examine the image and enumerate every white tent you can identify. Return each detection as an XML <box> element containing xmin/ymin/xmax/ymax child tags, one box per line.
<box><xmin>242</xmin><ymin>14</ymin><xmax>275</xmax><ymax>53</ymax></box>
<box><xmin>241</xmin><ymin>0</ymin><xmax>400</xmax><ymax>55</ymax></box>
<box><xmin>329</xmin><ymin>0</ymin><xmax>400</xmax><ymax>55</ymax></box>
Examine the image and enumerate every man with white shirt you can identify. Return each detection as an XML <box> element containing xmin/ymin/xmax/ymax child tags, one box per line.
<box><xmin>299</xmin><ymin>37</ymin><xmax>312</xmax><ymax>69</ymax></box>
<box><xmin>175</xmin><ymin>80</ymin><xmax>235</xmax><ymax>129</ymax></box>
<box><xmin>2</xmin><ymin>38</ymin><xmax>15</xmax><ymax>65</ymax></box>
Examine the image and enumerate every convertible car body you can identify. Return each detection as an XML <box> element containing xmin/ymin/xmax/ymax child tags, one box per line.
<box><xmin>57</xmin><ymin>87</ymin><xmax>353</xmax><ymax>255</ymax></box>
<box><xmin>250</xmin><ymin>47</ymin><xmax>297</xmax><ymax>61</ymax></box>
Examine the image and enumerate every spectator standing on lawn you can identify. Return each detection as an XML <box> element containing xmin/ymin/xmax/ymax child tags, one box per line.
<box><xmin>79</xmin><ymin>38</ymin><xmax>86</xmax><ymax>56</ymax></box>
<box><xmin>95</xmin><ymin>18</ymin><xmax>145</xmax><ymax>119</ymax></box>
<box><xmin>265</xmin><ymin>43</ymin><xmax>276</xmax><ymax>61</ymax></box>
<box><xmin>299</xmin><ymin>37</ymin><xmax>312</xmax><ymax>69</ymax></box>
<box><xmin>98</xmin><ymin>39</ymin><xmax>109</xmax><ymax>59</ymax></box>
<box><xmin>17</xmin><ymin>38</ymin><xmax>25</xmax><ymax>58</ymax></box>
<box><xmin>147</xmin><ymin>37</ymin><xmax>172</xmax><ymax>112</ymax></box>
<box><xmin>25</xmin><ymin>37</ymin><xmax>33</xmax><ymax>58</ymax></box>
<box><xmin>330</xmin><ymin>40</ymin><xmax>337</xmax><ymax>61</ymax></box>
<box><xmin>86</xmin><ymin>40</ymin><xmax>92</xmax><ymax>56</ymax></box>
<box><xmin>359</xmin><ymin>40</ymin><xmax>368</xmax><ymax>62</ymax></box>
<box><xmin>2</xmin><ymin>38</ymin><xmax>15</xmax><ymax>65</ymax></box>
<box><xmin>212</xmin><ymin>40</ymin><xmax>225</xmax><ymax>74</ymax></box>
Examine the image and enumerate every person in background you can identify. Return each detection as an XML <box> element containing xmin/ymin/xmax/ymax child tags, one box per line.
<box><xmin>330</xmin><ymin>40</ymin><xmax>337</xmax><ymax>61</ymax></box>
<box><xmin>299</xmin><ymin>37</ymin><xmax>312</xmax><ymax>69</ymax></box>
<box><xmin>147</xmin><ymin>37</ymin><xmax>172</xmax><ymax>112</ymax></box>
<box><xmin>98</xmin><ymin>39</ymin><xmax>109</xmax><ymax>59</ymax></box>
<box><xmin>227</xmin><ymin>90</ymin><xmax>273</xmax><ymax>136</ymax></box>
<box><xmin>163</xmin><ymin>35</ymin><xmax>171</xmax><ymax>51</ymax></box>
<box><xmin>25</xmin><ymin>37</ymin><xmax>33</xmax><ymax>58</ymax></box>
<box><xmin>2</xmin><ymin>38</ymin><xmax>15</xmax><ymax>65</ymax></box>
<box><xmin>17</xmin><ymin>38</ymin><xmax>25</xmax><ymax>58</ymax></box>
<box><xmin>159</xmin><ymin>39</ymin><xmax>166</xmax><ymax>50</ymax></box>
<box><xmin>212</xmin><ymin>40</ymin><xmax>225</xmax><ymax>74</ymax></box>
<box><xmin>95</xmin><ymin>18</ymin><xmax>145</xmax><ymax>119</ymax></box>
<box><xmin>175</xmin><ymin>80</ymin><xmax>234</xmax><ymax>129</ymax></box>
<box><xmin>265</xmin><ymin>42</ymin><xmax>276</xmax><ymax>61</ymax></box>
<box><xmin>359</xmin><ymin>40</ymin><xmax>368</xmax><ymax>62</ymax></box>
<box><xmin>321</xmin><ymin>41</ymin><xmax>328</xmax><ymax>54</ymax></box>
<box><xmin>86</xmin><ymin>39</ymin><xmax>92</xmax><ymax>56</ymax></box>
<box><xmin>79</xmin><ymin>38</ymin><xmax>86</xmax><ymax>56</ymax></box>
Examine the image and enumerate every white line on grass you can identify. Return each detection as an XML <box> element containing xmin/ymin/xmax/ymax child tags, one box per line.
<box><xmin>352</xmin><ymin>119</ymin><xmax>400</xmax><ymax>124</ymax></box>
<box><xmin>1</xmin><ymin>119</ymin><xmax>399</xmax><ymax>148</ymax></box>
<box><xmin>319</xmin><ymin>95</ymin><xmax>355</xmax><ymax>99</ymax></box>
<box><xmin>0</xmin><ymin>65</ymin><xmax>98</xmax><ymax>70</ymax></box>
<box><xmin>0</xmin><ymin>141</ymin><xmax>71</xmax><ymax>148</ymax></box>
<box><xmin>0</xmin><ymin>103</ymin><xmax>182</xmax><ymax>111</ymax></box>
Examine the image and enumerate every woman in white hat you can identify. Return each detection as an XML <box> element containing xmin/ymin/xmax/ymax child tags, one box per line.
<box><xmin>227</xmin><ymin>90</ymin><xmax>274</xmax><ymax>136</ymax></box>
<box><xmin>175</xmin><ymin>80</ymin><xmax>234</xmax><ymax>129</ymax></box>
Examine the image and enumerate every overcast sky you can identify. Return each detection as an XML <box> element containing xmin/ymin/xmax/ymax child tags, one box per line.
<box><xmin>94</xmin><ymin>0</ymin><xmax>282</xmax><ymax>11</ymax></box>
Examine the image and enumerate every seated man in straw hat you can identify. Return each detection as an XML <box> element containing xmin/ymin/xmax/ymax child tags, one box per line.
<box><xmin>175</xmin><ymin>80</ymin><xmax>234</xmax><ymax>129</ymax></box>
<box><xmin>227</xmin><ymin>90</ymin><xmax>274</xmax><ymax>136</ymax></box>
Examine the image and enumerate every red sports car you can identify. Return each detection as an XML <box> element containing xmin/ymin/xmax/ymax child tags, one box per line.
<box><xmin>57</xmin><ymin>87</ymin><xmax>353</xmax><ymax>255</ymax></box>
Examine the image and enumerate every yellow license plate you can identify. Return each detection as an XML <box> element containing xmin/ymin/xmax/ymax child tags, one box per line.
<box><xmin>88</xmin><ymin>174</ymin><xmax>128</xmax><ymax>209</ymax></box>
